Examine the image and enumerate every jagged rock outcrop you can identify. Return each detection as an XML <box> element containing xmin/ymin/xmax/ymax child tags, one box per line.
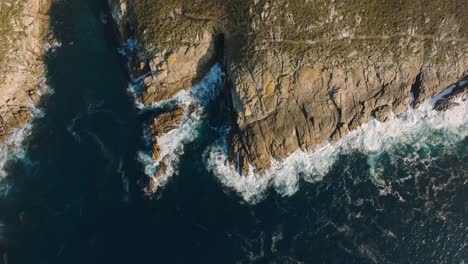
<box><xmin>109</xmin><ymin>0</ymin><xmax>468</xmax><ymax>175</ymax></box>
<box><xmin>0</xmin><ymin>0</ymin><xmax>51</xmax><ymax>143</ymax></box>
<box><xmin>146</xmin><ymin>105</ymin><xmax>187</xmax><ymax>185</ymax></box>
<box><xmin>147</xmin><ymin>106</ymin><xmax>185</xmax><ymax>161</ymax></box>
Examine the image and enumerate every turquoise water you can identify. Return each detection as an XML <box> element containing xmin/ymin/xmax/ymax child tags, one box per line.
<box><xmin>0</xmin><ymin>1</ymin><xmax>467</xmax><ymax>263</ymax></box>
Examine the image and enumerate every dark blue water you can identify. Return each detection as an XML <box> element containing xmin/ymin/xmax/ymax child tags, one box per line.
<box><xmin>0</xmin><ymin>1</ymin><xmax>466</xmax><ymax>263</ymax></box>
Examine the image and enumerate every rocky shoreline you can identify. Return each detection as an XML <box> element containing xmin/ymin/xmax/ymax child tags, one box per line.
<box><xmin>0</xmin><ymin>0</ymin><xmax>51</xmax><ymax>144</ymax></box>
<box><xmin>108</xmin><ymin>0</ymin><xmax>468</xmax><ymax>178</ymax></box>
<box><xmin>108</xmin><ymin>0</ymin><xmax>223</xmax><ymax>183</ymax></box>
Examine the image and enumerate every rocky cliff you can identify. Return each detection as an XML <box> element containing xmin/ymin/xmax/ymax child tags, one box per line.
<box><xmin>109</xmin><ymin>0</ymin><xmax>468</xmax><ymax>175</ymax></box>
<box><xmin>227</xmin><ymin>0</ymin><xmax>468</xmax><ymax>172</ymax></box>
<box><xmin>0</xmin><ymin>0</ymin><xmax>51</xmax><ymax>143</ymax></box>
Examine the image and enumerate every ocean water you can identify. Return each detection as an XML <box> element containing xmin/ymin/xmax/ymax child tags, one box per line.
<box><xmin>0</xmin><ymin>1</ymin><xmax>466</xmax><ymax>263</ymax></box>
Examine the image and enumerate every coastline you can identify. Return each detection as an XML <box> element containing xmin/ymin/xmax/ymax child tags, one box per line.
<box><xmin>0</xmin><ymin>0</ymin><xmax>51</xmax><ymax>144</ymax></box>
<box><xmin>0</xmin><ymin>0</ymin><xmax>51</xmax><ymax>183</ymax></box>
<box><xmin>110</xmin><ymin>0</ymin><xmax>467</xmax><ymax>178</ymax></box>
<box><xmin>207</xmin><ymin>83</ymin><xmax>468</xmax><ymax>203</ymax></box>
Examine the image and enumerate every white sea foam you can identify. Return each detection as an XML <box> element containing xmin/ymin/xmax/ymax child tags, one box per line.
<box><xmin>206</xmin><ymin>86</ymin><xmax>468</xmax><ymax>204</ymax></box>
<box><xmin>44</xmin><ymin>40</ymin><xmax>62</xmax><ymax>52</ymax></box>
<box><xmin>137</xmin><ymin>64</ymin><xmax>225</xmax><ymax>193</ymax></box>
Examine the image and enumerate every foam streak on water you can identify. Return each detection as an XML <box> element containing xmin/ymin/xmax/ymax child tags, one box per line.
<box><xmin>206</xmin><ymin>90</ymin><xmax>468</xmax><ymax>204</ymax></box>
<box><xmin>136</xmin><ymin>64</ymin><xmax>225</xmax><ymax>192</ymax></box>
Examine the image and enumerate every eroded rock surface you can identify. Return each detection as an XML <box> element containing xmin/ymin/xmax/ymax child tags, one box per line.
<box><xmin>0</xmin><ymin>0</ymin><xmax>51</xmax><ymax>143</ymax></box>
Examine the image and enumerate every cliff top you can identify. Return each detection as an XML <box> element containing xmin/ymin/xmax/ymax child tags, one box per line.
<box><xmin>128</xmin><ymin>0</ymin><xmax>224</xmax><ymax>51</ymax></box>
<box><xmin>128</xmin><ymin>0</ymin><xmax>468</xmax><ymax>64</ymax></box>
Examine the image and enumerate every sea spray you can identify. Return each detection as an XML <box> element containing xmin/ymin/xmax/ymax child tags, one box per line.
<box><xmin>206</xmin><ymin>90</ymin><xmax>468</xmax><ymax>204</ymax></box>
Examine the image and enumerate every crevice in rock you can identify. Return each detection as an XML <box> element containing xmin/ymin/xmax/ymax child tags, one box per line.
<box><xmin>294</xmin><ymin>125</ymin><xmax>302</xmax><ymax>148</ymax></box>
<box><xmin>410</xmin><ymin>72</ymin><xmax>423</xmax><ymax>108</ymax></box>
<box><xmin>328</xmin><ymin>87</ymin><xmax>344</xmax><ymax>140</ymax></box>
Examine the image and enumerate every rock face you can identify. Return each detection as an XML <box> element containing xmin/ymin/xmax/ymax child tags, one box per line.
<box><xmin>109</xmin><ymin>0</ymin><xmax>468</xmax><ymax>174</ymax></box>
<box><xmin>0</xmin><ymin>0</ymin><xmax>51</xmax><ymax>143</ymax></box>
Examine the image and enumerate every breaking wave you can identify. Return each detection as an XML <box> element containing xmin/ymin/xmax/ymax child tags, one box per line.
<box><xmin>206</xmin><ymin>91</ymin><xmax>468</xmax><ymax>204</ymax></box>
<box><xmin>136</xmin><ymin>64</ymin><xmax>225</xmax><ymax>192</ymax></box>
